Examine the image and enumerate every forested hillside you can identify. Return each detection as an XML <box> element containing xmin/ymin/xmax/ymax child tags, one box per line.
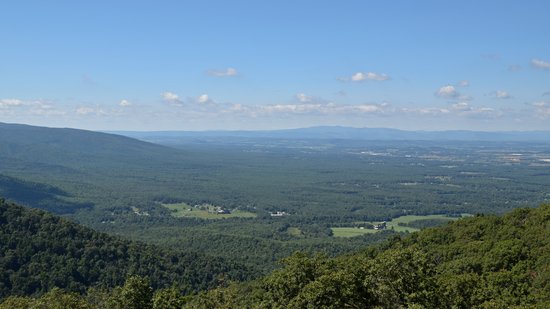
<box><xmin>3</xmin><ymin>203</ymin><xmax>549</xmax><ymax>308</ymax></box>
<box><xmin>0</xmin><ymin>122</ymin><xmax>186</xmax><ymax>215</ymax></box>
<box><xmin>0</xmin><ymin>198</ymin><xmax>251</xmax><ymax>300</ymax></box>
<box><xmin>188</xmin><ymin>204</ymin><xmax>550</xmax><ymax>308</ymax></box>
<box><xmin>1</xmin><ymin>122</ymin><xmax>549</xmax><ymax>295</ymax></box>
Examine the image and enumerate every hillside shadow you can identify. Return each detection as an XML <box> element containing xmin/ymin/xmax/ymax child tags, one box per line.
<box><xmin>0</xmin><ymin>175</ymin><xmax>93</xmax><ymax>214</ymax></box>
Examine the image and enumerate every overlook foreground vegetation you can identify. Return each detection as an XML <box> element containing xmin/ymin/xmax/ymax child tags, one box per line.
<box><xmin>1</xmin><ymin>198</ymin><xmax>549</xmax><ymax>308</ymax></box>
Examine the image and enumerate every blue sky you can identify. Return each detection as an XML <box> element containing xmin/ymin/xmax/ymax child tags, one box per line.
<box><xmin>1</xmin><ymin>0</ymin><xmax>549</xmax><ymax>131</ymax></box>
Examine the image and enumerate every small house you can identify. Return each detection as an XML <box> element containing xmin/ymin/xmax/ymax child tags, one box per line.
<box><xmin>373</xmin><ymin>221</ymin><xmax>387</xmax><ymax>230</ymax></box>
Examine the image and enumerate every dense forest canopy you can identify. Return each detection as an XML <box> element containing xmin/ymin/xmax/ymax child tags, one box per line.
<box><xmin>0</xmin><ymin>198</ymin><xmax>251</xmax><ymax>299</ymax></box>
<box><xmin>1</xmin><ymin>122</ymin><xmax>550</xmax><ymax>287</ymax></box>
<box><xmin>2</xmin><ymin>200</ymin><xmax>549</xmax><ymax>307</ymax></box>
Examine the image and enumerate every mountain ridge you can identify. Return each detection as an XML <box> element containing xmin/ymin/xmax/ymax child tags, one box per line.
<box><xmin>109</xmin><ymin>125</ymin><xmax>550</xmax><ymax>142</ymax></box>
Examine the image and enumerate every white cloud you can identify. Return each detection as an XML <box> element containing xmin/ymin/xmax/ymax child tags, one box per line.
<box><xmin>352</xmin><ymin>104</ymin><xmax>384</xmax><ymax>113</ymax></box>
<box><xmin>401</xmin><ymin>101</ymin><xmax>502</xmax><ymax>119</ymax></box>
<box><xmin>341</xmin><ymin>71</ymin><xmax>390</xmax><ymax>82</ymax></box>
<box><xmin>76</xmin><ymin>107</ymin><xmax>95</xmax><ymax>115</ymax></box>
<box><xmin>351</xmin><ymin>72</ymin><xmax>367</xmax><ymax>81</ymax></box>
<box><xmin>208</xmin><ymin>67</ymin><xmax>238</xmax><ymax>77</ymax></box>
<box><xmin>29</xmin><ymin>102</ymin><xmax>65</xmax><ymax>116</ymax></box>
<box><xmin>0</xmin><ymin>99</ymin><xmax>24</xmax><ymax>108</ymax></box>
<box><xmin>119</xmin><ymin>99</ymin><xmax>131</xmax><ymax>107</ymax></box>
<box><xmin>531</xmin><ymin>58</ymin><xmax>550</xmax><ymax>70</ymax></box>
<box><xmin>474</xmin><ymin>107</ymin><xmax>498</xmax><ymax>114</ymax></box>
<box><xmin>255</xmin><ymin>102</ymin><xmax>388</xmax><ymax>116</ymax></box>
<box><xmin>161</xmin><ymin>92</ymin><xmax>180</xmax><ymax>101</ymax></box>
<box><xmin>457</xmin><ymin>80</ymin><xmax>470</xmax><ymax>87</ymax></box>
<box><xmin>261</xmin><ymin>104</ymin><xmax>319</xmax><ymax>114</ymax></box>
<box><xmin>160</xmin><ymin>92</ymin><xmax>215</xmax><ymax>107</ymax></box>
<box><xmin>75</xmin><ymin>106</ymin><xmax>107</xmax><ymax>116</ymax></box>
<box><xmin>295</xmin><ymin>93</ymin><xmax>313</xmax><ymax>103</ymax></box>
<box><xmin>0</xmin><ymin>98</ymin><xmax>68</xmax><ymax>116</ymax></box>
<box><xmin>435</xmin><ymin>85</ymin><xmax>460</xmax><ymax>98</ymax></box>
<box><xmin>533</xmin><ymin>101</ymin><xmax>550</xmax><ymax>119</ymax></box>
<box><xmin>452</xmin><ymin>102</ymin><xmax>471</xmax><ymax>111</ymax></box>
<box><xmin>400</xmin><ymin>106</ymin><xmax>450</xmax><ymax>116</ymax></box>
<box><xmin>229</xmin><ymin>103</ymin><xmax>246</xmax><ymax>112</ymax></box>
<box><xmin>452</xmin><ymin>103</ymin><xmax>501</xmax><ymax>118</ymax></box>
<box><xmin>197</xmin><ymin>94</ymin><xmax>210</xmax><ymax>103</ymax></box>
<box><xmin>161</xmin><ymin>91</ymin><xmax>183</xmax><ymax>106</ymax></box>
<box><xmin>493</xmin><ymin>90</ymin><xmax>511</xmax><ymax>99</ymax></box>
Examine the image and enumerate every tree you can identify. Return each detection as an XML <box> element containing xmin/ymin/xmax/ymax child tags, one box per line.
<box><xmin>153</xmin><ymin>286</ymin><xmax>188</xmax><ymax>309</ymax></box>
<box><xmin>109</xmin><ymin>276</ymin><xmax>153</xmax><ymax>309</ymax></box>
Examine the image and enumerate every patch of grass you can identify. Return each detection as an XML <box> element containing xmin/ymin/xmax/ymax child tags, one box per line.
<box><xmin>331</xmin><ymin>227</ymin><xmax>378</xmax><ymax>237</ymax></box>
<box><xmin>287</xmin><ymin>227</ymin><xmax>303</xmax><ymax>237</ymax></box>
<box><xmin>162</xmin><ymin>202</ymin><xmax>257</xmax><ymax>219</ymax></box>
<box><xmin>391</xmin><ymin>214</ymin><xmax>453</xmax><ymax>224</ymax></box>
<box><xmin>334</xmin><ymin>214</ymin><xmax>472</xmax><ymax>237</ymax></box>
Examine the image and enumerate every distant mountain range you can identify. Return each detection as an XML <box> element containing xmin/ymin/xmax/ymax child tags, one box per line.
<box><xmin>110</xmin><ymin>126</ymin><xmax>550</xmax><ymax>142</ymax></box>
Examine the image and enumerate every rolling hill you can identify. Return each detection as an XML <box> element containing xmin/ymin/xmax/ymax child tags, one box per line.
<box><xmin>0</xmin><ymin>198</ymin><xmax>250</xmax><ymax>299</ymax></box>
<box><xmin>3</xmin><ymin>201</ymin><xmax>549</xmax><ymax>307</ymax></box>
<box><xmin>2</xmin><ymin>121</ymin><xmax>549</xmax><ymax>293</ymax></box>
<box><xmin>0</xmin><ymin>122</ymin><xmax>199</xmax><ymax>215</ymax></box>
<box><xmin>189</xmin><ymin>204</ymin><xmax>550</xmax><ymax>308</ymax></box>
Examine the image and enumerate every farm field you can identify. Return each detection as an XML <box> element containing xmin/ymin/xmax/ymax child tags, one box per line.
<box><xmin>162</xmin><ymin>202</ymin><xmax>257</xmax><ymax>219</ymax></box>
<box><xmin>333</xmin><ymin>213</ymin><xmax>472</xmax><ymax>237</ymax></box>
<box><xmin>331</xmin><ymin>227</ymin><xmax>379</xmax><ymax>237</ymax></box>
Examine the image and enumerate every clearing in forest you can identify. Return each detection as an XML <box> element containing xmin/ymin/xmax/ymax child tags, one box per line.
<box><xmin>162</xmin><ymin>202</ymin><xmax>257</xmax><ymax>219</ymax></box>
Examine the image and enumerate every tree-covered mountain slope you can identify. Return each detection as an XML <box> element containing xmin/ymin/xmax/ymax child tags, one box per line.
<box><xmin>0</xmin><ymin>122</ymin><xmax>187</xmax><ymax>215</ymax></box>
<box><xmin>0</xmin><ymin>174</ymin><xmax>93</xmax><ymax>213</ymax></box>
<box><xmin>0</xmin><ymin>122</ymin><xmax>398</xmax><ymax>283</ymax></box>
<box><xmin>0</xmin><ymin>198</ymin><xmax>251</xmax><ymax>300</ymax></box>
<box><xmin>0</xmin><ymin>122</ymin><xmax>177</xmax><ymax>162</ymax></box>
<box><xmin>2</xmin><ymin>203</ymin><xmax>549</xmax><ymax>308</ymax></box>
<box><xmin>188</xmin><ymin>204</ymin><xmax>550</xmax><ymax>308</ymax></box>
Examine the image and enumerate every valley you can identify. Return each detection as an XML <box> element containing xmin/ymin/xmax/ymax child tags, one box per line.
<box><xmin>1</xmin><ymin>123</ymin><xmax>550</xmax><ymax>307</ymax></box>
<box><xmin>1</xmin><ymin>123</ymin><xmax>549</xmax><ymax>278</ymax></box>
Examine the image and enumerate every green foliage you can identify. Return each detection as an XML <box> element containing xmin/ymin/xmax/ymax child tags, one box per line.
<box><xmin>2</xmin><ymin>123</ymin><xmax>550</xmax><ymax>307</ymax></box>
<box><xmin>0</xmin><ymin>288</ymin><xmax>92</xmax><ymax>309</ymax></box>
<box><xmin>3</xmin><ymin>205</ymin><xmax>550</xmax><ymax>308</ymax></box>
<box><xmin>187</xmin><ymin>205</ymin><xmax>550</xmax><ymax>308</ymax></box>
<box><xmin>109</xmin><ymin>276</ymin><xmax>153</xmax><ymax>309</ymax></box>
<box><xmin>398</xmin><ymin>218</ymin><xmax>454</xmax><ymax>229</ymax></box>
<box><xmin>0</xmin><ymin>174</ymin><xmax>92</xmax><ymax>213</ymax></box>
<box><xmin>163</xmin><ymin>202</ymin><xmax>257</xmax><ymax>219</ymax></box>
<box><xmin>0</xmin><ymin>200</ymin><xmax>251</xmax><ymax>300</ymax></box>
<box><xmin>152</xmin><ymin>286</ymin><xmax>189</xmax><ymax>309</ymax></box>
<box><xmin>2</xmin><ymin>122</ymin><xmax>550</xmax><ymax>283</ymax></box>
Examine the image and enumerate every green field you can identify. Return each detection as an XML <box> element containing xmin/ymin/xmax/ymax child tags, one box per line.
<box><xmin>333</xmin><ymin>214</ymin><xmax>472</xmax><ymax>237</ymax></box>
<box><xmin>287</xmin><ymin>227</ymin><xmax>303</xmax><ymax>237</ymax></box>
<box><xmin>331</xmin><ymin>227</ymin><xmax>379</xmax><ymax>237</ymax></box>
<box><xmin>162</xmin><ymin>202</ymin><xmax>257</xmax><ymax>219</ymax></box>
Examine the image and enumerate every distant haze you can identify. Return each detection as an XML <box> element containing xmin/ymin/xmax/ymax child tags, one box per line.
<box><xmin>111</xmin><ymin>126</ymin><xmax>550</xmax><ymax>143</ymax></box>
